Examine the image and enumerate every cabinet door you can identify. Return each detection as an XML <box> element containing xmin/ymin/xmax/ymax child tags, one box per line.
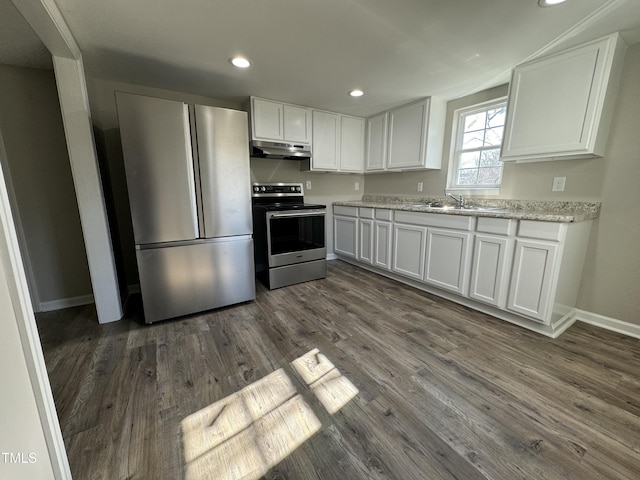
<box><xmin>374</xmin><ymin>221</ymin><xmax>392</xmax><ymax>270</ymax></box>
<box><xmin>365</xmin><ymin>112</ymin><xmax>388</xmax><ymax>171</ymax></box>
<box><xmin>424</xmin><ymin>228</ymin><xmax>472</xmax><ymax>295</ymax></box>
<box><xmin>334</xmin><ymin>216</ymin><xmax>358</xmax><ymax>258</ymax></box>
<box><xmin>340</xmin><ymin>116</ymin><xmax>365</xmax><ymax>173</ymax></box>
<box><xmin>312</xmin><ymin>110</ymin><xmax>340</xmax><ymax>171</ymax></box>
<box><xmin>252</xmin><ymin>98</ymin><xmax>283</xmax><ymax>141</ymax></box>
<box><xmin>501</xmin><ymin>35</ymin><xmax>620</xmax><ymax>161</ymax></box>
<box><xmin>392</xmin><ymin>224</ymin><xmax>426</xmax><ymax>280</ymax></box>
<box><xmin>283</xmin><ymin>105</ymin><xmax>312</xmax><ymax>144</ymax></box>
<box><xmin>469</xmin><ymin>234</ymin><xmax>512</xmax><ymax>308</ymax></box>
<box><xmin>358</xmin><ymin>218</ymin><xmax>374</xmax><ymax>264</ymax></box>
<box><xmin>387</xmin><ymin>99</ymin><xmax>428</xmax><ymax>169</ymax></box>
<box><xmin>507</xmin><ymin>239</ymin><xmax>559</xmax><ymax>323</ymax></box>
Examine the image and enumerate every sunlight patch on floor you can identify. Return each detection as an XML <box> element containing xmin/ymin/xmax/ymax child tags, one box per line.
<box><xmin>291</xmin><ymin>348</ymin><xmax>360</xmax><ymax>414</ymax></box>
<box><xmin>181</xmin><ymin>349</ymin><xmax>359</xmax><ymax>480</ymax></box>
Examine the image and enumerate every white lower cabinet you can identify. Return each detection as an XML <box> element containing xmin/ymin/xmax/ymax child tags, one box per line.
<box><xmin>424</xmin><ymin>229</ymin><xmax>472</xmax><ymax>295</ymax></box>
<box><xmin>507</xmin><ymin>239</ymin><xmax>559</xmax><ymax>323</ymax></box>
<box><xmin>469</xmin><ymin>234</ymin><xmax>513</xmax><ymax>308</ymax></box>
<box><xmin>333</xmin><ymin>206</ymin><xmax>358</xmax><ymax>258</ymax></box>
<box><xmin>392</xmin><ymin>224</ymin><xmax>427</xmax><ymax>280</ymax></box>
<box><xmin>374</xmin><ymin>221</ymin><xmax>392</xmax><ymax>270</ymax></box>
<box><xmin>358</xmin><ymin>218</ymin><xmax>374</xmax><ymax>264</ymax></box>
<box><xmin>333</xmin><ymin>205</ymin><xmax>592</xmax><ymax>337</ymax></box>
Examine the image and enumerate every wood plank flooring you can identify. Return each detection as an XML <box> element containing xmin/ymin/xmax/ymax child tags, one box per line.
<box><xmin>36</xmin><ymin>260</ymin><xmax>640</xmax><ymax>480</ymax></box>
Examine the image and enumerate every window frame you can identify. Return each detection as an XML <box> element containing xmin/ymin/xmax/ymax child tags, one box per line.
<box><xmin>446</xmin><ymin>96</ymin><xmax>508</xmax><ymax>196</ymax></box>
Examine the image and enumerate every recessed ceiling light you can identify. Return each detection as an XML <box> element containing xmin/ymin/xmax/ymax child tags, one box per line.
<box><xmin>229</xmin><ymin>57</ymin><xmax>251</xmax><ymax>68</ymax></box>
<box><xmin>538</xmin><ymin>0</ymin><xmax>567</xmax><ymax>7</ymax></box>
<box><xmin>349</xmin><ymin>89</ymin><xmax>364</xmax><ymax>97</ymax></box>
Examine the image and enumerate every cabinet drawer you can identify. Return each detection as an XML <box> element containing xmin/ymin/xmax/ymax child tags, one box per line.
<box><xmin>375</xmin><ymin>209</ymin><xmax>392</xmax><ymax>221</ymax></box>
<box><xmin>476</xmin><ymin>217</ymin><xmax>516</xmax><ymax>236</ymax></box>
<box><xmin>394</xmin><ymin>211</ymin><xmax>474</xmax><ymax>231</ymax></box>
<box><xmin>518</xmin><ymin>220</ymin><xmax>564</xmax><ymax>241</ymax></box>
<box><xmin>359</xmin><ymin>207</ymin><xmax>374</xmax><ymax>219</ymax></box>
<box><xmin>334</xmin><ymin>205</ymin><xmax>358</xmax><ymax>217</ymax></box>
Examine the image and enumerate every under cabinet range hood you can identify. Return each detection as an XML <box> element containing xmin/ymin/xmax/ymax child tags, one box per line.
<box><xmin>251</xmin><ymin>140</ymin><xmax>311</xmax><ymax>160</ymax></box>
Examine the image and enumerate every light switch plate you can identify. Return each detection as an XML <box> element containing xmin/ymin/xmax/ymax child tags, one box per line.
<box><xmin>417</xmin><ymin>182</ymin><xmax>424</xmax><ymax>192</ymax></box>
<box><xmin>354</xmin><ymin>182</ymin><xmax>360</xmax><ymax>191</ymax></box>
<box><xmin>306</xmin><ymin>181</ymin><xmax>312</xmax><ymax>190</ymax></box>
<box><xmin>552</xmin><ymin>176</ymin><xmax>566</xmax><ymax>192</ymax></box>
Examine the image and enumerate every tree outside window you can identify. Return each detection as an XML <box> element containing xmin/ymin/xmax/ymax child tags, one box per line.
<box><xmin>449</xmin><ymin>99</ymin><xmax>507</xmax><ymax>192</ymax></box>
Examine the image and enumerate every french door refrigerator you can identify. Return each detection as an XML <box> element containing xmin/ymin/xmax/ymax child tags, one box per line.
<box><xmin>116</xmin><ymin>92</ymin><xmax>255</xmax><ymax>323</ymax></box>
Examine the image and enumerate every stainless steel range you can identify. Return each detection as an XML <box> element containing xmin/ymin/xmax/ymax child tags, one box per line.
<box><xmin>252</xmin><ymin>183</ymin><xmax>327</xmax><ymax>289</ymax></box>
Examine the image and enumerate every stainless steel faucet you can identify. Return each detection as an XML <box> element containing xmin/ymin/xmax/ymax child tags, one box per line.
<box><xmin>445</xmin><ymin>192</ymin><xmax>465</xmax><ymax>209</ymax></box>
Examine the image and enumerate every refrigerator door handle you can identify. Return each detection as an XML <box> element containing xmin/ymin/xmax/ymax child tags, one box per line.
<box><xmin>183</xmin><ymin>104</ymin><xmax>200</xmax><ymax>238</ymax></box>
<box><xmin>188</xmin><ymin>105</ymin><xmax>205</xmax><ymax>238</ymax></box>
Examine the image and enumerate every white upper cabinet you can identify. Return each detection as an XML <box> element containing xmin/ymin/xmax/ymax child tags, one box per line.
<box><xmin>340</xmin><ymin>115</ymin><xmax>365</xmax><ymax>173</ymax></box>
<box><xmin>283</xmin><ymin>104</ymin><xmax>312</xmax><ymax>144</ymax></box>
<box><xmin>311</xmin><ymin>110</ymin><xmax>340</xmax><ymax>171</ymax></box>
<box><xmin>306</xmin><ymin>111</ymin><xmax>365</xmax><ymax>173</ymax></box>
<box><xmin>252</xmin><ymin>98</ymin><xmax>283</xmax><ymax>140</ymax></box>
<box><xmin>365</xmin><ymin>112</ymin><xmax>388</xmax><ymax>171</ymax></box>
<box><xmin>387</xmin><ymin>99</ymin><xmax>429</xmax><ymax>169</ymax></box>
<box><xmin>250</xmin><ymin>97</ymin><xmax>312</xmax><ymax>145</ymax></box>
<box><xmin>501</xmin><ymin>33</ymin><xmax>626</xmax><ymax>163</ymax></box>
<box><xmin>365</xmin><ymin>97</ymin><xmax>446</xmax><ymax>172</ymax></box>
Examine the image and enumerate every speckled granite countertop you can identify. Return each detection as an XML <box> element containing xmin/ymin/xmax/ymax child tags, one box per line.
<box><xmin>333</xmin><ymin>196</ymin><xmax>600</xmax><ymax>223</ymax></box>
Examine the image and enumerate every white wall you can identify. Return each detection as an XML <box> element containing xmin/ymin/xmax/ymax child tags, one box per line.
<box><xmin>576</xmin><ymin>43</ymin><xmax>640</xmax><ymax>322</ymax></box>
<box><xmin>0</xmin><ymin>65</ymin><xmax>92</xmax><ymax>308</ymax></box>
<box><xmin>87</xmin><ymin>77</ymin><xmax>243</xmax><ymax>131</ymax></box>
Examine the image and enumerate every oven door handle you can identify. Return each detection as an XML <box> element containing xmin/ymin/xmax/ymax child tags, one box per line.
<box><xmin>269</xmin><ymin>211</ymin><xmax>326</xmax><ymax>219</ymax></box>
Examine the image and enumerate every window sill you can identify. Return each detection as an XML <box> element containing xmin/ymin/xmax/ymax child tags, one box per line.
<box><xmin>446</xmin><ymin>187</ymin><xmax>501</xmax><ymax>196</ymax></box>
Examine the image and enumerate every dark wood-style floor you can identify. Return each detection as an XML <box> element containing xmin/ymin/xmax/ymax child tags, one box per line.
<box><xmin>37</xmin><ymin>260</ymin><xmax>640</xmax><ymax>480</ymax></box>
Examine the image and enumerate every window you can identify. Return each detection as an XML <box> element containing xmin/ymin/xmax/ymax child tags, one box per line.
<box><xmin>448</xmin><ymin>98</ymin><xmax>507</xmax><ymax>194</ymax></box>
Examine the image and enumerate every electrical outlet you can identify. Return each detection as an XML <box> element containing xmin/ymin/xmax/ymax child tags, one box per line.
<box><xmin>417</xmin><ymin>182</ymin><xmax>424</xmax><ymax>192</ymax></box>
<box><xmin>552</xmin><ymin>176</ymin><xmax>566</xmax><ymax>192</ymax></box>
<box><xmin>354</xmin><ymin>182</ymin><xmax>360</xmax><ymax>191</ymax></box>
<box><xmin>305</xmin><ymin>180</ymin><xmax>312</xmax><ymax>190</ymax></box>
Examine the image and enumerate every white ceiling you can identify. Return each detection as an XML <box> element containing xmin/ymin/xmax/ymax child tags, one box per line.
<box><xmin>3</xmin><ymin>0</ymin><xmax>640</xmax><ymax>117</ymax></box>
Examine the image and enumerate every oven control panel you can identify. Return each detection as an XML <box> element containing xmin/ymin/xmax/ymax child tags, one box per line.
<box><xmin>252</xmin><ymin>183</ymin><xmax>303</xmax><ymax>197</ymax></box>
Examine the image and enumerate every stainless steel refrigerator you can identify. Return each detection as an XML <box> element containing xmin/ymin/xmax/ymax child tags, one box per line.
<box><xmin>115</xmin><ymin>92</ymin><xmax>255</xmax><ymax>323</ymax></box>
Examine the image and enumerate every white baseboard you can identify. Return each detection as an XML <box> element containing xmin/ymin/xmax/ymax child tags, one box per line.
<box><xmin>575</xmin><ymin>309</ymin><xmax>640</xmax><ymax>339</ymax></box>
<box><xmin>38</xmin><ymin>283</ymin><xmax>141</xmax><ymax>315</ymax></box>
<box><xmin>326</xmin><ymin>253</ymin><xmax>338</xmax><ymax>260</ymax></box>
<box><xmin>39</xmin><ymin>294</ymin><xmax>94</xmax><ymax>312</ymax></box>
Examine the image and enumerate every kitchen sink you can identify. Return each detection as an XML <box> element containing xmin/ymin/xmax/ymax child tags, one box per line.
<box><xmin>456</xmin><ymin>206</ymin><xmax>506</xmax><ymax>212</ymax></box>
<box><xmin>408</xmin><ymin>204</ymin><xmax>506</xmax><ymax>212</ymax></box>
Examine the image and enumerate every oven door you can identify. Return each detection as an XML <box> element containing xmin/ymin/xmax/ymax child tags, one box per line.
<box><xmin>266</xmin><ymin>209</ymin><xmax>326</xmax><ymax>267</ymax></box>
